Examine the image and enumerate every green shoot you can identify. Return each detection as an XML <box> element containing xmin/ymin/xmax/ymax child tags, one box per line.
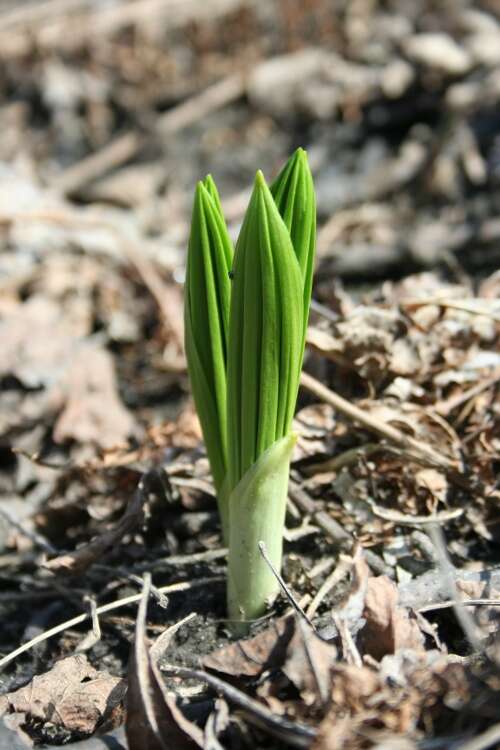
<box><xmin>185</xmin><ymin>150</ymin><xmax>316</xmax><ymax>628</ymax></box>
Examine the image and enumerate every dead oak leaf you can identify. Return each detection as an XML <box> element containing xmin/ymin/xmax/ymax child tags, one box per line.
<box><xmin>0</xmin><ymin>655</ymin><xmax>125</xmax><ymax>738</ymax></box>
<box><xmin>361</xmin><ymin>576</ymin><xmax>425</xmax><ymax>660</ymax></box>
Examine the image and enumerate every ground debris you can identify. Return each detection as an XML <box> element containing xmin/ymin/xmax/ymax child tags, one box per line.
<box><xmin>0</xmin><ymin>655</ymin><xmax>125</xmax><ymax>745</ymax></box>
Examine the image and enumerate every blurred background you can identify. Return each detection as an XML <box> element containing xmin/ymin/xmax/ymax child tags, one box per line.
<box><xmin>2</xmin><ymin>0</ymin><xmax>500</xmax><ymax>287</ymax></box>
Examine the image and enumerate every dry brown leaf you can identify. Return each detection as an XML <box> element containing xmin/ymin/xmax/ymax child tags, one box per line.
<box><xmin>361</xmin><ymin>576</ymin><xmax>425</xmax><ymax>660</ymax></box>
<box><xmin>203</xmin><ymin>615</ymin><xmax>295</xmax><ymax>677</ymax></box>
<box><xmin>0</xmin><ymin>655</ymin><xmax>125</xmax><ymax>739</ymax></box>
<box><xmin>126</xmin><ymin>578</ymin><xmax>203</xmax><ymax>750</ymax></box>
<box><xmin>282</xmin><ymin>621</ymin><xmax>337</xmax><ymax>707</ymax></box>
<box><xmin>0</xmin><ymin>296</ymin><xmax>88</xmax><ymax>388</ymax></box>
<box><xmin>52</xmin><ymin>345</ymin><xmax>136</xmax><ymax>449</ymax></box>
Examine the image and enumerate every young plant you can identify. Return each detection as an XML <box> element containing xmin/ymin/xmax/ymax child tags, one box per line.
<box><xmin>185</xmin><ymin>149</ymin><xmax>316</xmax><ymax>627</ymax></box>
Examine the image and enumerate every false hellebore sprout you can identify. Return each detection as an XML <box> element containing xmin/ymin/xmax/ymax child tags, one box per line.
<box><xmin>185</xmin><ymin>149</ymin><xmax>316</xmax><ymax>628</ymax></box>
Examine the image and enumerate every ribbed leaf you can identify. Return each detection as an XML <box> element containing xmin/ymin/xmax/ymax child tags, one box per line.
<box><xmin>270</xmin><ymin>148</ymin><xmax>316</xmax><ymax>341</ymax></box>
<box><xmin>227</xmin><ymin>171</ymin><xmax>303</xmax><ymax>490</ymax></box>
<box><xmin>227</xmin><ymin>434</ymin><xmax>297</xmax><ymax>626</ymax></box>
<box><xmin>184</xmin><ymin>181</ymin><xmax>233</xmax><ymax>495</ymax></box>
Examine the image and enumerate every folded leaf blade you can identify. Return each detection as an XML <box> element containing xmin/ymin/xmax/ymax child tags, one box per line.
<box><xmin>184</xmin><ymin>181</ymin><xmax>233</xmax><ymax>495</ymax></box>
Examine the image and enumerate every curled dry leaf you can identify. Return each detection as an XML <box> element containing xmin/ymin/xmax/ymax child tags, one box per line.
<box><xmin>361</xmin><ymin>576</ymin><xmax>425</xmax><ymax>660</ymax></box>
<box><xmin>0</xmin><ymin>655</ymin><xmax>126</xmax><ymax>742</ymax></box>
<box><xmin>126</xmin><ymin>577</ymin><xmax>203</xmax><ymax>750</ymax></box>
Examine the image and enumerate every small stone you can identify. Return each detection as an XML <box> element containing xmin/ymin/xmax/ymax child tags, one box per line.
<box><xmin>382</xmin><ymin>59</ymin><xmax>414</xmax><ymax>98</ymax></box>
<box><xmin>404</xmin><ymin>33</ymin><xmax>472</xmax><ymax>75</ymax></box>
<box><xmin>467</xmin><ymin>32</ymin><xmax>500</xmax><ymax>66</ymax></box>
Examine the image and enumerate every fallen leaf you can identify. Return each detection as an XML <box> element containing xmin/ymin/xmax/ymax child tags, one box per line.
<box><xmin>0</xmin><ymin>296</ymin><xmax>88</xmax><ymax>388</ymax></box>
<box><xmin>52</xmin><ymin>344</ymin><xmax>136</xmax><ymax>449</ymax></box>
<box><xmin>282</xmin><ymin>620</ymin><xmax>337</xmax><ymax>707</ymax></box>
<box><xmin>361</xmin><ymin>576</ymin><xmax>425</xmax><ymax>660</ymax></box>
<box><xmin>0</xmin><ymin>655</ymin><xmax>125</xmax><ymax>740</ymax></box>
<box><xmin>203</xmin><ymin>615</ymin><xmax>295</xmax><ymax>677</ymax></box>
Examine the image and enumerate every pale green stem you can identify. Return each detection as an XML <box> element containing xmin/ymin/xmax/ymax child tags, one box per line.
<box><xmin>227</xmin><ymin>434</ymin><xmax>296</xmax><ymax>630</ymax></box>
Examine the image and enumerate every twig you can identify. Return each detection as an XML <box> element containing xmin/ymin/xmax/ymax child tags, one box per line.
<box><xmin>367</xmin><ymin>501</ymin><xmax>464</xmax><ymax>526</ymax></box>
<box><xmin>0</xmin><ymin>576</ymin><xmax>224</xmax><ymax>671</ymax></box>
<box><xmin>300</xmin><ymin>371</ymin><xmax>458</xmax><ymax>472</ymax></box>
<box><xmin>289</xmin><ymin>480</ymin><xmax>393</xmax><ymax>578</ymax></box>
<box><xmin>161</xmin><ymin>664</ymin><xmax>316</xmax><ymax>748</ymax></box>
<box><xmin>428</xmin><ymin>525</ymin><xmax>483</xmax><ymax>652</ymax></box>
<box><xmin>75</xmin><ymin>596</ymin><xmax>102</xmax><ymax>653</ymax></box>
<box><xmin>43</xmin><ymin>469</ymin><xmax>165</xmax><ymax>575</ymax></box>
<box><xmin>418</xmin><ymin>599</ymin><xmax>500</xmax><ymax>613</ymax></box>
<box><xmin>306</xmin><ymin>555</ymin><xmax>354</xmax><ymax>619</ymax></box>
<box><xmin>303</xmin><ymin>443</ymin><xmax>381</xmax><ymax>476</ymax></box>
<box><xmin>0</xmin><ymin>506</ymin><xmax>58</xmax><ymax>555</ymax></box>
<box><xmin>401</xmin><ymin>297</ymin><xmax>500</xmax><ymax>323</ymax></box>
<box><xmin>258</xmin><ymin>541</ymin><xmax>316</xmax><ymax>631</ymax></box>
<box><xmin>399</xmin><ymin>566</ymin><xmax>500</xmax><ymax>611</ymax></box>
<box><xmin>452</xmin><ymin>722</ymin><xmax>500</xmax><ymax>750</ymax></box>
<box><xmin>52</xmin><ymin>132</ymin><xmax>143</xmax><ymax>198</ymax></box>
<box><xmin>53</xmin><ymin>73</ymin><xmax>245</xmax><ymax>196</ymax></box>
<box><xmin>150</xmin><ymin>613</ymin><xmax>197</xmax><ymax>662</ymax></box>
<box><xmin>434</xmin><ymin>371</ymin><xmax>500</xmax><ymax>417</ymax></box>
<box><xmin>0</xmin><ymin>0</ymin><xmax>92</xmax><ymax>30</ymax></box>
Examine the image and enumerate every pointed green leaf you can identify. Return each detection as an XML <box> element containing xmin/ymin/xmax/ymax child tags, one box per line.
<box><xmin>184</xmin><ymin>181</ymin><xmax>233</xmax><ymax>494</ymax></box>
<box><xmin>270</xmin><ymin>148</ymin><xmax>316</xmax><ymax>340</ymax></box>
<box><xmin>226</xmin><ymin>171</ymin><xmax>303</xmax><ymax>490</ymax></box>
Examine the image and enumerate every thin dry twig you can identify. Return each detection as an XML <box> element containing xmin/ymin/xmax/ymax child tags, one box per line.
<box><xmin>258</xmin><ymin>541</ymin><xmax>316</xmax><ymax>631</ymax></box>
<box><xmin>53</xmin><ymin>73</ymin><xmax>245</xmax><ymax>196</ymax></box>
<box><xmin>434</xmin><ymin>371</ymin><xmax>500</xmax><ymax>417</ymax></box>
<box><xmin>150</xmin><ymin>613</ymin><xmax>197</xmax><ymax>662</ymax></box>
<box><xmin>367</xmin><ymin>501</ymin><xmax>464</xmax><ymax>526</ymax></box>
<box><xmin>300</xmin><ymin>371</ymin><xmax>459</xmax><ymax>472</ymax></box>
<box><xmin>428</xmin><ymin>525</ymin><xmax>484</xmax><ymax>652</ymax></box>
<box><xmin>418</xmin><ymin>599</ymin><xmax>500</xmax><ymax>613</ymax></box>
<box><xmin>0</xmin><ymin>576</ymin><xmax>224</xmax><ymax>671</ymax></box>
<box><xmin>161</xmin><ymin>664</ymin><xmax>316</xmax><ymax>749</ymax></box>
<box><xmin>306</xmin><ymin>556</ymin><xmax>355</xmax><ymax>619</ymax></box>
<box><xmin>289</xmin><ymin>480</ymin><xmax>393</xmax><ymax>578</ymax></box>
<box><xmin>0</xmin><ymin>506</ymin><xmax>58</xmax><ymax>555</ymax></box>
<box><xmin>453</xmin><ymin>722</ymin><xmax>500</xmax><ymax>750</ymax></box>
<box><xmin>401</xmin><ymin>297</ymin><xmax>500</xmax><ymax>323</ymax></box>
<box><xmin>43</xmin><ymin>470</ymin><xmax>165</xmax><ymax>575</ymax></box>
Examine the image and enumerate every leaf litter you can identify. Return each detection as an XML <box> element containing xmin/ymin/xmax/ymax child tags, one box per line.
<box><xmin>0</xmin><ymin>0</ymin><xmax>499</xmax><ymax>748</ymax></box>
